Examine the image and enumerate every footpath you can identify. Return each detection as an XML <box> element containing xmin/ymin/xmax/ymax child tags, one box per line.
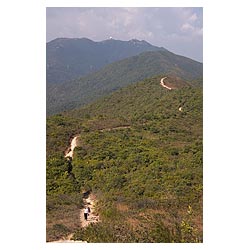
<box><xmin>160</xmin><ymin>76</ymin><xmax>183</xmax><ymax>112</ymax></box>
<box><xmin>51</xmin><ymin>136</ymin><xmax>100</xmax><ymax>243</ymax></box>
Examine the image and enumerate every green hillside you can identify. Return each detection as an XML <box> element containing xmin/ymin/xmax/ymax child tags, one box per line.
<box><xmin>47</xmin><ymin>38</ymin><xmax>164</xmax><ymax>84</ymax></box>
<box><xmin>47</xmin><ymin>50</ymin><xmax>202</xmax><ymax>115</ymax></box>
<box><xmin>46</xmin><ymin>75</ymin><xmax>203</xmax><ymax>242</ymax></box>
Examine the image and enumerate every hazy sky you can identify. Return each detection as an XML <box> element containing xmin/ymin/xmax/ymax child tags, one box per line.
<box><xmin>47</xmin><ymin>7</ymin><xmax>203</xmax><ymax>62</ymax></box>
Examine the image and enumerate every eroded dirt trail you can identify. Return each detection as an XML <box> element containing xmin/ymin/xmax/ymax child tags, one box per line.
<box><xmin>52</xmin><ymin>192</ymin><xmax>100</xmax><ymax>243</ymax></box>
<box><xmin>160</xmin><ymin>77</ymin><xmax>184</xmax><ymax>112</ymax></box>
<box><xmin>160</xmin><ymin>77</ymin><xmax>172</xmax><ymax>90</ymax></box>
<box><xmin>65</xmin><ymin>136</ymin><xmax>79</xmax><ymax>158</ymax></box>
<box><xmin>51</xmin><ymin>234</ymin><xmax>86</xmax><ymax>243</ymax></box>
<box><xmin>51</xmin><ymin>136</ymin><xmax>100</xmax><ymax>243</ymax></box>
<box><xmin>53</xmin><ymin>125</ymin><xmax>132</xmax><ymax>242</ymax></box>
<box><xmin>80</xmin><ymin>193</ymin><xmax>100</xmax><ymax>227</ymax></box>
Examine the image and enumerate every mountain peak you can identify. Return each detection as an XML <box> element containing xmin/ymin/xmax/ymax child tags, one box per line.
<box><xmin>99</xmin><ymin>38</ymin><xmax>151</xmax><ymax>46</ymax></box>
<box><xmin>47</xmin><ymin>37</ymin><xmax>165</xmax><ymax>85</ymax></box>
<box><xmin>129</xmin><ymin>39</ymin><xmax>150</xmax><ymax>45</ymax></box>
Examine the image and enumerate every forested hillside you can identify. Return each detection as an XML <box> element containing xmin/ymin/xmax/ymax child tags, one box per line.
<box><xmin>46</xmin><ymin>75</ymin><xmax>203</xmax><ymax>242</ymax></box>
<box><xmin>46</xmin><ymin>37</ymin><xmax>164</xmax><ymax>85</ymax></box>
<box><xmin>47</xmin><ymin>50</ymin><xmax>202</xmax><ymax>115</ymax></box>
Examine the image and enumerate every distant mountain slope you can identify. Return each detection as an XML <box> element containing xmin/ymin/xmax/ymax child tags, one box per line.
<box><xmin>46</xmin><ymin>37</ymin><xmax>165</xmax><ymax>84</ymax></box>
<box><xmin>47</xmin><ymin>50</ymin><xmax>202</xmax><ymax>115</ymax></box>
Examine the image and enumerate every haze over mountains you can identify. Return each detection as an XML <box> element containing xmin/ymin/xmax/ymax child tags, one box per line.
<box><xmin>46</xmin><ymin>38</ymin><xmax>202</xmax><ymax>115</ymax></box>
<box><xmin>47</xmin><ymin>37</ymin><xmax>165</xmax><ymax>85</ymax></box>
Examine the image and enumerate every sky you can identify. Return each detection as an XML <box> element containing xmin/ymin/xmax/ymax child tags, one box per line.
<box><xmin>46</xmin><ymin>7</ymin><xmax>203</xmax><ymax>62</ymax></box>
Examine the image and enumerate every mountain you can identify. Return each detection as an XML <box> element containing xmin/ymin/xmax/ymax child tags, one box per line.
<box><xmin>46</xmin><ymin>75</ymin><xmax>203</xmax><ymax>242</ymax></box>
<box><xmin>46</xmin><ymin>37</ymin><xmax>165</xmax><ymax>84</ymax></box>
<box><xmin>47</xmin><ymin>50</ymin><xmax>202</xmax><ymax>115</ymax></box>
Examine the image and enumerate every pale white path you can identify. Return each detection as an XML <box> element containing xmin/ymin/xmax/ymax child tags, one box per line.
<box><xmin>160</xmin><ymin>77</ymin><xmax>184</xmax><ymax>112</ymax></box>
<box><xmin>52</xmin><ymin>195</ymin><xmax>100</xmax><ymax>242</ymax></box>
<box><xmin>52</xmin><ymin>193</ymin><xmax>99</xmax><ymax>243</ymax></box>
<box><xmin>51</xmin><ymin>234</ymin><xmax>87</xmax><ymax>243</ymax></box>
<box><xmin>51</xmin><ymin>136</ymin><xmax>100</xmax><ymax>243</ymax></box>
<box><xmin>65</xmin><ymin>136</ymin><xmax>78</xmax><ymax>158</ymax></box>
<box><xmin>160</xmin><ymin>77</ymin><xmax>172</xmax><ymax>90</ymax></box>
<box><xmin>80</xmin><ymin>194</ymin><xmax>100</xmax><ymax>227</ymax></box>
<box><xmin>52</xmin><ymin>124</ymin><xmax>132</xmax><ymax>242</ymax></box>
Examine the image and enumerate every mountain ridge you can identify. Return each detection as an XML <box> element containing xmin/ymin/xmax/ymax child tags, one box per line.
<box><xmin>46</xmin><ymin>37</ymin><xmax>165</xmax><ymax>84</ymax></box>
<box><xmin>47</xmin><ymin>50</ymin><xmax>202</xmax><ymax>115</ymax></box>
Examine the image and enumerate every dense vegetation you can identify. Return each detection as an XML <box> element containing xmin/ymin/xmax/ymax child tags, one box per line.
<box><xmin>47</xmin><ymin>50</ymin><xmax>202</xmax><ymax>115</ymax></box>
<box><xmin>47</xmin><ymin>37</ymin><xmax>164</xmax><ymax>85</ymax></box>
<box><xmin>46</xmin><ymin>75</ymin><xmax>203</xmax><ymax>242</ymax></box>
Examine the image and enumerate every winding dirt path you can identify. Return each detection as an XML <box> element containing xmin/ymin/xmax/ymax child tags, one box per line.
<box><xmin>65</xmin><ymin>136</ymin><xmax>79</xmax><ymax>158</ymax></box>
<box><xmin>160</xmin><ymin>77</ymin><xmax>184</xmax><ymax>112</ymax></box>
<box><xmin>52</xmin><ymin>193</ymin><xmax>100</xmax><ymax>243</ymax></box>
<box><xmin>52</xmin><ymin>136</ymin><xmax>100</xmax><ymax>243</ymax></box>
<box><xmin>52</xmin><ymin>79</ymin><xmax>184</xmax><ymax>243</ymax></box>
<box><xmin>54</xmin><ymin>125</ymin><xmax>132</xmax><ymax>242</ymax></box>
<box><xmin>51</xmin><ymin>234</ymin><xmax>86</xmax><ymax>243</ymax></box>
<box><xmin>160</xmin><ymin>77</ymin><xmax>172</xmax><ymax>90</ymax></box>
<box><xmin>80</xmin><ymin>193</ymin><xmax>100</xmax><ymax>227</ymax></box>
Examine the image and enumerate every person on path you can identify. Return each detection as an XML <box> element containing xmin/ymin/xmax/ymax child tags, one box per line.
<box><xmin>84</xmin><ymin>207</ymin><xmax>89</xmax><ymax>221</ymax></box>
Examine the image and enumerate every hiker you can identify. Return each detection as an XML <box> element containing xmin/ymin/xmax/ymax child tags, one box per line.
<box><xmin>84</xmin><ymin>207</ymin><xmax>89</xmax><ymax>221</ymax></box>
<box><xmin>87</xmin><ymin>206</ymin><xmax>91</xmax><ymax>213</ymax></box>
